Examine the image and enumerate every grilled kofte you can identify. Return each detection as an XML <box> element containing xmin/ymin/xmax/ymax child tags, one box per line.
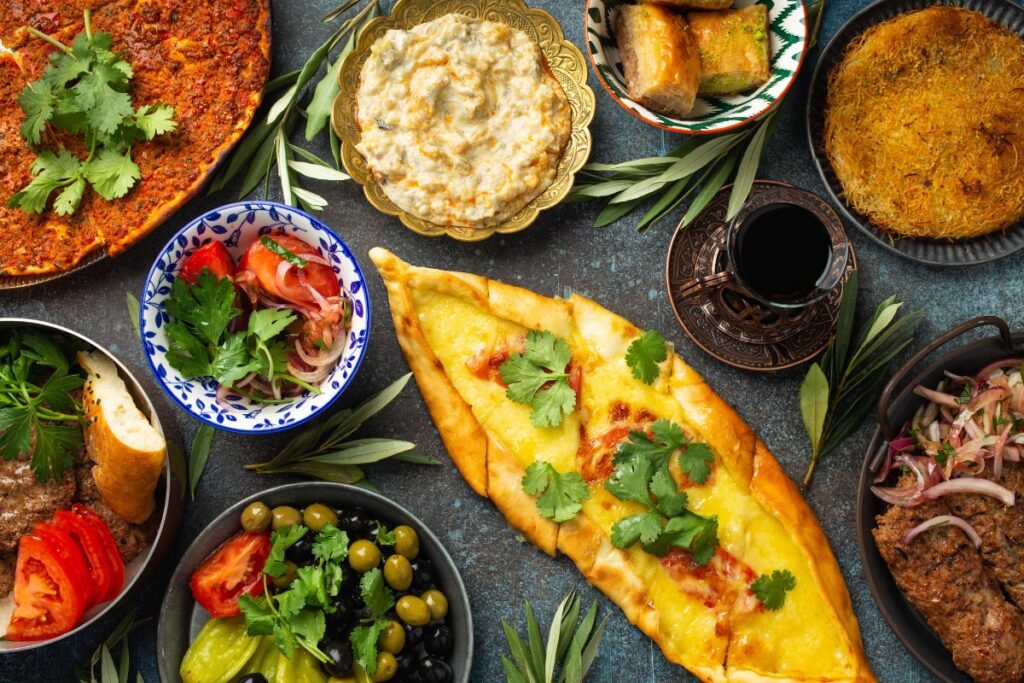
<box><xmin>824</xmin><ymin>7</ymin><xmax>1024</xmax><ymax>240</ymax></box>
<box><xmin>872</xmin><ymin>359</ymin><xmax>1024</xmax><ymax>682</ymax></box>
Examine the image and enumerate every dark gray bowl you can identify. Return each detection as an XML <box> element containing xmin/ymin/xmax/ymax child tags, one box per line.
<box><xmin>0</xmin><ymin>318</ymin><xmax>185</xmax><ymax>653</ymax></box>
<box><xmin>157</xmin><ymin>482</ymin><xmax>473</xmax><ymax>682</ymax></box>
<box><xmin>857</xmin><ymin>317</ymin><xmax>1024</xmax><ymax>682</ymax></box>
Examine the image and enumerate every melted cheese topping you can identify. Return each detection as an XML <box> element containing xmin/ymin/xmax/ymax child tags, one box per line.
<box><xmin>410</xmin><ymin>286</ymin><xmax>855</xmax><ymax>679</ymax></box>
<box><xmin>355</xmin><ymin>13</ymin><xmax>572</xmax><ymax>228</ymax></box>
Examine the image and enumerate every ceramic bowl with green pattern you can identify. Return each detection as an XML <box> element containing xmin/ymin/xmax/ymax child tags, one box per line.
<box><xmin>585</xmin><ymin>0</ymin><xmax>808</xmax><ymax>134</ymax></box>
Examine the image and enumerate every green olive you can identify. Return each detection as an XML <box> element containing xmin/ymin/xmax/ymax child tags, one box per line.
<box><xmin>421</xmin><ymin>589</ymin><xmax>449</xmax><ymax>620</ymax></box>
<box><xmin>393</xmin><ymin>525</ymin><xmax>419</xmax><ymax>560</ymax></box>
<box><xmin>377</xmin><ymin>620</ymin><xmax>406</xmax><ymax>654</ymax></box>
<box><xmin>272</xmin><ymin>560</ymin><xmax>298</xmax><ymax>589</ymax></box>
<box><xmin>240</xmin><ymin>501</ymin><xmax>271</xmax><ymax>533</ymax></box>
<box><xmin>395</xmin><ymin>595</ymin><xmax>430</xmax><ymax>626</ymax></box>
<box><xmin>271</xmin><ymin>505</ymin><xmax>302</xmax><ymax>530</ymax></box>
<box><xmin>370</xmin><ymin>651</ymin><xmax>397</xmax><ymax>681</ymax></box>
<box><xmin>383</xmin><ymin>554</ymin><xmax>412</xmax><ymax>592</ymax></box>
<box><xmin>348</xmin><ymin>539</ymin><xmax>382</xmax><ymax>573</ymax></box>
<box><xmin>302</xmin><ymin>503</ymin><xmax>339</xmax><ymax>532</ymax></box>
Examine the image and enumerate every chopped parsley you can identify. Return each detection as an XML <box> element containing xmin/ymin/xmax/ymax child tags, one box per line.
<box><xmin>349</xmin><ymin>564</ymin><xmax>396</xmax><ymax>674</ymax></box>
<box><xmin>261</xmin><ymin>235</ymin><xmax>307</xmax><ymax>268</ymax></box>
<box><xmin>8</xmin><ymin>11</ymin><xmax>176</xmax><ymax>216</ymax></box>
<box><xmin>605</xmin><ymin>420</ymin><xmax>719</xmax><ymax>563</ymax></box>
<box><xmin>373</xmin><ymin>521</ymin><xmax>397</xmax><ymax>546</ymax></box>
<box><xmin>521</xmin><ymin>461</ymin><xmax>590</xmax><ymax>522</ymax></box>
<box><xmin>499</xmin><ymin>330</ymin><xmax>576</xmax><ymax>428</ymax></box>
<box><xmin>935</xmin><ymin>441</ymin><xmax>955</xmax><ymax>465</ymax></box>
<box><xmin>750</xmin><ymin>570</ymin><xmax>796</xmax><ymax>611</ymax></box>
<box><xmin>625</xmin><ymin>330</ymin><xmax>668</xmax><ymax>384</ymax></box>
<box><xmin>0</xmin><ymin>331</ymin><xmax>84</xmax><ymax>482</ymax></box>
<box><xmin>958</xmin><ymin>383</ymin><xmax>973</xmax><ymax>405</ymax></box>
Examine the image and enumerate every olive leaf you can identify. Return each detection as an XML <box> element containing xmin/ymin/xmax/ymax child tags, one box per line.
<box><xmin>501</xmin><ymin>593</ymin><xmax>609</xmax><ymax>683</ymax></box>
<box><xmin>188</xmin><ymin>424</ymin><xmax>215</xmax><ymax>499</ymax></box>
<box><xmin>209</xmin><ymin>0</ymin><xmax>378</xmax><ymax>211</ymax></box>
<box><xmin>800</xmin><ymin>271</ymin><xmax>924</xmax><ymax>486</ymax></box>
<box><xmin>247</xmin><ymin>373</ymin><xmax>440</xmax><ymax>484</ymax></box>
<box><xmin>75</xmin><ymin>611</ymin><xmax>146</xmax><ymax>683</ymax></box>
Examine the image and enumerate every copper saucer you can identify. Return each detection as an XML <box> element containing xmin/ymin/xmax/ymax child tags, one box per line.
<box><xmin>665</xmin><ymin>180</ymin><xmax>856</xmax><ymax>372</ymax></box>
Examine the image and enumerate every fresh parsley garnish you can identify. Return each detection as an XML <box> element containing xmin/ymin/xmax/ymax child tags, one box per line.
<box><xmin>499</xmin><ymin>330</ymin><xmax>576</xmax><ymax>428</ymax></box>
<box><xmin>750</xmin><ymin>569</ymin><xmax>796</xmax><ymax>611</ymax></box>
<box><xmin>605</xmin><ymin>420</ymin><xmax>718</xmax><ymax>563</ymax></box>
<box><xmin>163</xmin><ymin>268</ymin><xmax>317</xmax><ymax>400</ymax></box>
<box><xmin>359</xmin><ymin>567</ymin><xmax>395</xmax><ymax>619</ymax></box>
<box><xmin>374</xmin><ymin>521</ymin><xmax>397</xmax><ymax>546</ymax></box>
<box><xmin>0</xmin><ymin>331</ymin><xmax>84</xmax><ymax>482</ymax></box>
<box><xmin>521</xmin><ymin>460</ymin><xmax>589</xmax><ymax>522</ymax></box>
<box><xmin>625</xmin><ymin>330</ymin><xmax>667</xmax><ymax>384</ymax></box>
<box><xmin>241</xmin><ymin>523</ymin><xmax>349</xmax><ymax>663</ymax></box>
<box><xmin>958</xmin><ymin>383</ymin><xmax>973</xmax><ymax>405</ymax></box>
<box><xmin>261</xmin><ymin>235</ymin><xmax>307</xmax><ymax>268</ymax></box>
<box><xmin>935</xmin><ymin>441</ymin><xmax>955</xmax><ymax>465</ymax></box>
<box><xmin>8</xmin><ymin>11</ymin><xmax>176</xmax><ymax>216</ymax></box>
<box><xmin>350</xmin><ymin>620</ymin><xmax>389</xmax><ymax>674</ymax></box>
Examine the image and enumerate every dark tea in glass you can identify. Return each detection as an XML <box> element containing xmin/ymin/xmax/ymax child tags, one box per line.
<box><xmin>733</xmin><ymin>204</ymin><xmax>832</xmax><ymax>306</ymax></box>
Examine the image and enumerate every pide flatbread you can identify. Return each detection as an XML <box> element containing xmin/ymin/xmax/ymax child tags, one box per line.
<box><xmin>0</xmin><ymin>0</ymin><xmax>270</xmax><ymax>276</ymax></box>
<box><xmin>370</xmin><ymin>248</ymin><xmax>875</xmax><ymax>683</ymax></box>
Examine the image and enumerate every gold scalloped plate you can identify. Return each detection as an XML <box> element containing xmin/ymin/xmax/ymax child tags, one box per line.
<box><xmin>332</xmin><ymin>0</ymin><xmax>595</xmax><ymax>242</ymax></box>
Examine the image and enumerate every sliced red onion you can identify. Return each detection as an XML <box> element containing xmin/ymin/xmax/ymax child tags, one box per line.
<box><xmin>901</xmin><ymin>515</ymin><xmax>982</xmax><ymax>548</ymax></box>
<box><xmin>293</xmin><ymin>252</ymin><xmax>331</xmax><ymax>267</ymax></box>
<box><xmin>970</xmin><ymin>387</ymin><xmax>1010</xmax><ymax>412</ymax></box>
<box><xmin>890</xmin><ymin>437</ymin><xmax>914</xmax><ymax>452</ymax></box>
<box><xmin>993</xmin><ymin>423</ymin><xmax>1013</xmax><ymax>479</ymax></box>
<box><xmin>943</xmin><ymin>370</ymin><xmax>973</xmax><ymax>382</ymax></box>
<box><xmin>1006</xmin><ymin>445</ymin><xmax>1021</xmax><ymax>462</ymax></box>
<box><xmin>926</xmin><ymin>478</ymin><xmax>1015</xmax><ymax>506</ymax></box>
<box><xmin>914</xmin><ymin>386</ymin><xmax>960</xmax><ymax>409</ymax></box>
<box><xmin>978</xmin><ymin>358</ymin><xmax>1024</xmax><ymax>378</ymax></box>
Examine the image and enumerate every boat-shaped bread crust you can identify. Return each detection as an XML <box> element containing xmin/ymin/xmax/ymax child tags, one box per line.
<box><xmin>370</xmin><ymin>248</ymin><xmax>875</xmax><ymax>683</ymax></box>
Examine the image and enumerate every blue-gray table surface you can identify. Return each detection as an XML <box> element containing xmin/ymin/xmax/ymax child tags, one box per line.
<box><xmin>2</xmin><ymin>0</ymin><xmax>1022</xmax><ymax>680</ymax></box>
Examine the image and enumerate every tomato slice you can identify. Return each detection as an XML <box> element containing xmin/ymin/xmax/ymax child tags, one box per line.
<box><xmin>238</xmin><ymin>234</ymin><xmax>340</xmax><ymax>308</ymax></box>
<box><xmin>70</xmin><ymin>504</ymin><xmax>125</xmax><ymax>602</ymax></box>
<box><xmin>7</xmin><ymin>525</ymin><xmax>92</xmax><ymax>641</ymax></box>
<box><xmin>53</xmin><ymin>506</ymin><xmax>125</xmax><ymax>605</ymax></box>
<box><xmin>179</xmin><ymin>241</ymin><xmax>236</xmax><ymax>284</ymax></box>
<box><xmin>189</xmin><ymin>530</ymin><xmax>271</xmax><ymax>618</ymax></box>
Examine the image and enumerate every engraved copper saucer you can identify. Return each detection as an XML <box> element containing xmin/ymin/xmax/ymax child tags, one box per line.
<box><xmin>665</xmin><ymin>180</ymin><xmax>856</xmax><ymax>372</ymax></box>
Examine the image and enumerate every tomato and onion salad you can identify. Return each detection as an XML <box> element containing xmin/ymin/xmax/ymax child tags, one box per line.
<box><xmin>872</xmin><ymin>359</ymin><xmax>1024</xmax><ymax>545</ymax></box>
<box><xmin>172</xmin><ymin>235</ymin><xmax>352</xmax><ymax>403</ymax></box>
<box><xmin>6</xmin><ymin>507</ymin><xmax>125</xmax><ymax>641</ymax></box>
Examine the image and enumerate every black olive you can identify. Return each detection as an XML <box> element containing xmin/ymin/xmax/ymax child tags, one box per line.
<box><xmin>338</xmin><ymin>507</ymin><xmax>371</xmax><ymax>537</ymax></box>
<box><xmin>353</xmin><ymin>603</ymin><xmax>374</xmax><ymax>621</ymax></box>
<box><xmin>339</xmin><ymin>564</ymin><xmax>359</xmax><ymax>593</ymax></box>
<box><xmin>408</xmin><ymin>557</ymin><xmax>436</xmax><ymax>591</ymax></box>
<box><xmin>403</xmin><ymin>623</ymin><xmax>425</xmax><ymax>647</ymax></box>
<box><xmin>236</xmin><ymin>675</ymin><xmax>269</xmax><ymax>683</ymax></box>
<box><xmin>396</xmin><ymin>650</ymin><xmax>419</xmax><ymax>674</ymax></box>
<box><xmin>320</xmin><ymin>640</ymin><xmax>354</xmax><ymax>678</ymax></box>
<box><xmin>423</xmin><ymin>623</ymin><xmax>452</xmax><ymax>657</ymax></box>
<box><xmin>326</xmin><ymin>594</ymin><xmax>354</xmax><ymax>630</ymax></box>
<box><xmin>286</xmin><ymin>536</ymin><xmax>314</xmax><ymax>565</ymax></box>
<box><xmin>418</xmin><ymin>657</ymin><xmax>453</xmax><ymax>683</ymax></box>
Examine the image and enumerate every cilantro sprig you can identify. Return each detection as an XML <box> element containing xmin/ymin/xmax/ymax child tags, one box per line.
<box><xmin>350</xmin><ymin>568</ymin><xmax>396</xmax><ymax>674</ymax></box>
<box><xmin>750</xmin><ymin>570</ymin><xmax>796</xmax><ymax>611</ymax></box>
<box><xmin>625</xmin><ymin>330</ymin><xmax>668</xmax><ymax>384</ymax></box>
<box><xmin>605</xmin><ymin>420</ymin><xmax>719</xmax><ymax>564</ymax></box>
<box><xmin>239</xmin><ymin>523</ymin><xmax>350</xmax><ymax>662</ymax></box>
<box><xmin>522</xmin><ymin>461</ymin><xmax>589</xmax><ymax>522</ymax></box>
<box><xmin>8</xmin><ymin>10</ymin><xmax>176</xmax><ymax>216</ymax></box>
<box><xmin>164</xmin><ymin>269</ymin><xmax>318</xmax><ymax>402</ymax></box>
<box><xmin>0</xmin><ymin>331</ymin><xmax>84</xmax><ymax>482</ymax></box>
<box><xmin>499</xmin><ymin>330</ymin><xmax>577</xmax><ymax>428</ymax></box>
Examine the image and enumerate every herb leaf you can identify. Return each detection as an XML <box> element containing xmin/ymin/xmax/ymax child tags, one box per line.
<box><xmin>187</xmin><ymin>424</ymin><xmax>215</xmax><ymax>499</ymax></box>
<box><xmin>265</xmin><ymin>525</ymin><xmax>308</xmax><ymax>578</ymax></box>
<box><xmin>261</xmin><ymin>235</ymin><xmax>307</xmax><ymax>268</ymax></box>
<box><xmin>351</xmin><ymin>619</ymin><xmax>388</xmax><ymax>674</ymax></box>
<box><xmin>750</xmin><ymin>569</ymin><xmax>796</xmax><ymax>611</ymax></box>
<box><xmin>625</xmin><ymin>330</ymin><xmax>667</xmax><ymax>384</ymax></box>
<box><xmin>521</xmin><ymin>461</ymin><xmax>589</xmax><ymax>522</ymax></box>
<box><xmin>165</xmin><ymin>271</ymin><xmax>239</xmax><ymax>345</ymax></box>
<box><xmin>313</xmin><ymin>523</ymin><xmax>348</xmax><ymax>563</ymax></box>
<box><xmin>499</xmin><ymin>331</ymin><xmax>576</xmax><ymax>428</ymax></box>
<box><xmin>360</xmin><ymin>568</ymin><xmax>395</xmax><ymax>619</ymax></box>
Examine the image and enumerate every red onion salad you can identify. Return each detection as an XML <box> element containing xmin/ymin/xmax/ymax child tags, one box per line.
<box><xmin>872</xmin><ymin>359</ymin><xmax>1024</xmax><ymax>545</ymax></box>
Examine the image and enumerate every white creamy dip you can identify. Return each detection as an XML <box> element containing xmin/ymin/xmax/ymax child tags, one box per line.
<box><xmin>355</xmin><ymin>13</ymin><xmax>571</xmax><ymax>228</ymax></box>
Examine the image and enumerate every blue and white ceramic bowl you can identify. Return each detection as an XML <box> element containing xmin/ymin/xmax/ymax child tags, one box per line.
<box><xmin>140</xmin><ymin>201</ymin><xmax>370</xmax><ymax>434</ymax></box>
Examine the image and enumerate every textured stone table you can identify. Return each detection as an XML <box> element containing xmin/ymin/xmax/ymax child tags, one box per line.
<box><xmin>2</xmin><ymin>0</ymin><xmax>1022</xmax><ymax>680</ymax></box>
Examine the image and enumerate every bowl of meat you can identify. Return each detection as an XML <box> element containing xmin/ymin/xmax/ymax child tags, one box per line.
<box><xmin>0</xmin><ymin>318</ymin><xmax>184</xmax><ymax>651</ymax></box>
<box><xmin>858</xmin><ymin>316</ymin><xmax>1024</xmax><ymax>683</ymax></box>
<box><xmin>140</xmin><ymin>201</ymin><xmax>371</xmax><ymax>434</ymax></box>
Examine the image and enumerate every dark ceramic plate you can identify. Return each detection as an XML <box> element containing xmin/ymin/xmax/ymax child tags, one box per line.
<box><xmin>158</xmin><ymin>482</ymin><xmax>473</xmax><ymax>683</ymax></box>
<box><xmin>806</xmin><ymin>0</ymin><xmax>1024</xmax><ymax>266</ymax></box>
<box><xmin>0</xmin><ymin>318</ymin><xmax>185</xmax><ymax>653</ymax></box>
<box><xmin>857</xmin><ymin>317</ymin><xmax>1024</xmax><ymax>682</ymax></box>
